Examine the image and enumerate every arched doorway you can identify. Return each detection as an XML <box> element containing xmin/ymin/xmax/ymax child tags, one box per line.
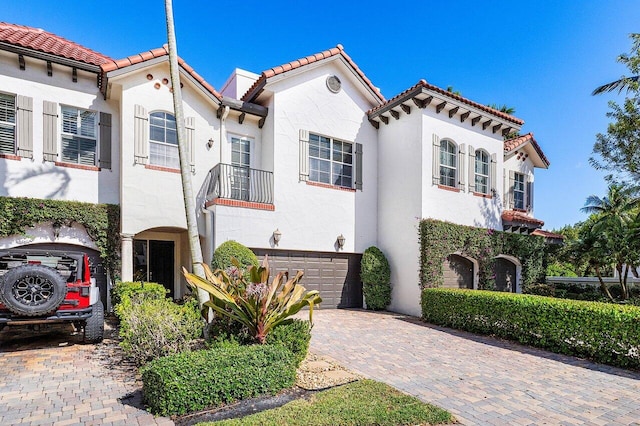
<box><xmin>494</xmin><ymin>255</ymin><xmax>521</xmax><ymax>292</ymax></box>
<box><xmin>442</xmin><ymin>254</ymin><xmax>474</xmax><ymax>289</ymax></box>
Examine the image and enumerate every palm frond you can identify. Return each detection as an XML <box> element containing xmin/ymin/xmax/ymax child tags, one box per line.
<box><xmin>592</xmin><ymin>75</ymin><xmax>640</xmax><ymax>95</ymax></box>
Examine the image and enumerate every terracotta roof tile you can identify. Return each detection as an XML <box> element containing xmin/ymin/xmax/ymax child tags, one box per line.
<box><xmin>504</xmin><ymin>132</ymin><xmax>550</xmax><ymax>167</ymax></box>
<box><xmin>501</xmin><ymin>210</ymin><xmax>544</xmax><ymax>227</ymax></box>
<box><xmin>242</xmin><ymin>44</ymin><xmax>385</xmax><ymax>103</ymax></box>
<box><xmin>100</xmin><ymin>45</ymin><xmax>222</xmax><ymax>101</ymax></box>
<box><xmin>532</xmin><ymin>229</ymin><xmax>564</xmax><ymax>240</ymax></box>
<box><xmin>368</xmin><ymin>79</ymin><xmax>524</xmax><ymax>126</ymax></box>
<box><xmin>0</xmin><ymin>22</ymin><xmax>112</xmax><ymax>66</ymax></box>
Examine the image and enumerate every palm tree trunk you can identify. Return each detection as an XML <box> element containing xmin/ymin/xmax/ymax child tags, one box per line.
<box><xmin>164</xmin><ymin>0</ymin><xmax>207</xmax><ymax>304</ymax></box>
<box><xmin>595</xmin><ymin>265</ymin><xmax>615</xmax><ymax>301</ymax></box>
<box><xmin>622</xmin><ymin>264</ymin><xmax>630</xmax><ymax>300</ymax></box>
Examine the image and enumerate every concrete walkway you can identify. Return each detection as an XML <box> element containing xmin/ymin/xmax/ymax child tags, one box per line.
<box><xmin>309</xmin><ymin>309</ymin><xmax>640</xmax><ymax>426</ymax></box>
<box><xmin>0</xmin><ymin>322</ymin><xmax>172</xmax><ymax>426</ymax></box>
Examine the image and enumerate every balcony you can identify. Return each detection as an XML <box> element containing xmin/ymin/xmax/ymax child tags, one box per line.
<box><xmin>205</xmin><ymin>163</ymin><xmax>274</xmax><ymax>209</ymax></box>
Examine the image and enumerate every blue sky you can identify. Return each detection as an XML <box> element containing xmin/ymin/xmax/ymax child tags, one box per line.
<box><xmin>3</xmin><ymin>1</ymin><xmax>639</xmax><ymax>230</ymax></box>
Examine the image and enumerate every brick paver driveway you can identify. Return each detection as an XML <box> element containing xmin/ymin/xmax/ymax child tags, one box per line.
<box><xmin>0</xmin><ymin>322</ymin><xmax>172</xmax><ymax>426</ymax></box>
<box><xmin>309</xmin><ymin>309</ymin><xmax>640</xmax><ymax>426</ymax></box>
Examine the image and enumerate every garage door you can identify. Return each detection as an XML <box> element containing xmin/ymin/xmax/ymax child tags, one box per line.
<box><xmin>252</xmin><ymin>249</ymin><xmax>362</xmax><ymax>309</ymax></box>
<box><xmin>21</xmin><ymin>243</ymin><xmax>108</xmax><ymax>308</ymax></box>
<box><xmin>442</xmin><ymin>254</ymin><xmax>474</xmax><ymax>289</ymax></box>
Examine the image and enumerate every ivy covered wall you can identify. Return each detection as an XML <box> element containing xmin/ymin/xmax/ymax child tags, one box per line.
<box><xmin>0</xmin><ymin>197</ymin><xmax>120</xmax><ymax>275</ymax></box>
<box><xmin>419</xmin><ymin>219</ymin><xmax>546</xmax><ymax>290</ymax></box>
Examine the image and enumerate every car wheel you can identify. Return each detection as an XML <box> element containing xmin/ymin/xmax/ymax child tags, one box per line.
<box><xmin>84</xmin><ymin>301</ymin><xmax>104</xmax><ymax>343</ymax></box>
<box><xmin>0</xmin><ymin>264</ymin><xmax>68</xmax><ymax>316</ymax></box>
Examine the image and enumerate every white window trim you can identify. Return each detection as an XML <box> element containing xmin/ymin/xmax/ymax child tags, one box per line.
<box><xmin>439</xmin><ymin>139</ymin><xmax>457</xmax><ymax>188</ymax></box>
<box><xmin>60</xmin><ymin>105</ymin><xmax>98</xmax><ymax>166</ymax></box>
<box><xmin>474</xmin><ymin>149</ymin><xmax>490</xmax><ymax>195</ymax></box>
<box><xmin>308</xmin><ymin>132</ymin><xmax>354</xmax><ymax>189</ymax></box>
<box><xmin>0</xmin><ymin>92</ymin><xmax>16</xmax><ymax>156</ymax></box>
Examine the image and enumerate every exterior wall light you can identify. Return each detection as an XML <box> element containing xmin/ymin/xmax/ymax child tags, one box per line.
<box><xmin>207</xmin><ymin>138</ymin><xmax>215</xmax><ymax>149</ymax></box>
<box><xmin>273</xmin><ymin>229</ymin><xmax>282</xmax><ymax>246</ymax></box>
<box><xmin>336</xmin><ymin>234</ymin><xmax>345</xmax><ymax>250</ymax></box>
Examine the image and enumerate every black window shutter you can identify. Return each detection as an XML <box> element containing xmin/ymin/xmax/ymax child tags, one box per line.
<box><xmin>355</xmin><ymin>143</ymin><xmax>363</xmax><ymax>190</ymax></box>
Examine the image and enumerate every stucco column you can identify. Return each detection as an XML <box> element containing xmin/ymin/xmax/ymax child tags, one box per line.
<box><xmin>120</xmin><ymin>233</ymin><xmax>134</xmax><ymax>282</ymax></box>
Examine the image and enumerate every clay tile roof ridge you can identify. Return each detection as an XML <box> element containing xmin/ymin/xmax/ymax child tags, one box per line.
<box><xmin>241</xmin><ymin>44</ymin><xmax>385</xmax><ymax>103</ymax></box>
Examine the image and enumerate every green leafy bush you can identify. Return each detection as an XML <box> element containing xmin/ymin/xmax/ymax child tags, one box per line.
<box><xmin>524</xmin><ymin>283</ymin><xmax>555</xmax><ymax>297</ymax></box>
<box><xmin>360</xmin><ymin>246</ymin><xmax>391</xmax><ymax>310</ymax></box>
<box><xmin>265</xmin><ymin>319</ymin><xmax>312</xmax><ymax>367</ymax></box>
<box><xmin>111</xmin><ymin>281</ymin><xmax>167</xmax><ymax>315</ymax></box>
<box><xmin>118</xmin><ymin>297</ymin><xmax>203</xmax><ymax>365</ymax></box>
<box><xmin>212</xmin><ymin>240</ymin><xmax>258</xmax><ymax>273</ymax></box>
<box><xmin>421</xmin><ymin>288</ymin><xmax>640</xmax><ymax>369</ymax></box>
<box><xmin>142</xmin><ymin>344</ymin><xmax>297</xmax><ymax>416</ymax></box>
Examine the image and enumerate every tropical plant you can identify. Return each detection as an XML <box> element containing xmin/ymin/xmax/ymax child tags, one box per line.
<box><xmin>487</xmin><ymin>103</ymin><xmax>516</xmax><ymax>114</ymax></box>
<box><xmin>182</xmin><ymin>257</ymin><xmax>322</xmax><ymax>343</ymax></box>
<box><xmin>592</xmin><ymin>33</ymin><xmax>640</xmax><ymax>95</ymax></box>
<box><xmin>360</xmin><ymin>246</ymin><xmax>391</xmax><ymax>310</ymax></box>
<box><xmin>164</xmin><ymin>0</ymin><xmax>206</xmax><ymax>305</ymax></box>
<box><xmin>579</xmin><ymin>184</ymin><xmax>640</xmax><ymax>300</ymax></box>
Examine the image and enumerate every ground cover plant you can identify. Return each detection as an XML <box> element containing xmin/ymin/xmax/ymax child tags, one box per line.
<box><xmin>200</xmin><ymin>380</ymin><xmax>453</xmax><ymax>426</ymax></box>
<box><xmin>422</xmin><ymin>288</ymin><xmax>640</xmax><ymax>369</ymax></box>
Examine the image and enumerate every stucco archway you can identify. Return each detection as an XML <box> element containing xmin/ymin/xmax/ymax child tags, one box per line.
<box><xmin>494</xmin><ymin>254</ymin><xmax>522</xmax><ymax>293</ymax></box>
<box><xmin>442</xmin><ymin>253</ymin><xmax>479</xmax><ymax>289</ymax></box>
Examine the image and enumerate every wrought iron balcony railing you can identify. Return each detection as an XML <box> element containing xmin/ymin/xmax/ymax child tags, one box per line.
<box><xmin>206</xmin><ymin>163</ymin><xmax>274</xmax><ymax>205</ymax></box>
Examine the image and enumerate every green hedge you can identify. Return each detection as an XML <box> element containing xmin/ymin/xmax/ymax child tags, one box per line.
<box><xmin>111</xmin><ymin>281</ymin><xmax>167</xmax><ymax>316</ymax></box>
<box><xmin>212</xmin><ymin>240</ymin><xmax>258</xmax><ymax>273</ymax></box>
<box><xmin>361</xmin><ymin>246</ymin><xmax>392</xmax><ymax>310</ymax></box>
<box><xmin>142</xmin><ymin>345</ymin><xmax>297</xmax><ymax>416</ymax></box>
<box><xmin>421</xmin><ymin>288</ymin><xmax>640</xmax><ymax>369</ymax></box>
<box><xmin>419</xmin><ymin>219</ymin><xmax>546</xmax><ymax>290</ymax></box>
<box><xmin>264</xmin><ymin>319</ymin><xmax>312</xmax><ymax>367</ymax></box>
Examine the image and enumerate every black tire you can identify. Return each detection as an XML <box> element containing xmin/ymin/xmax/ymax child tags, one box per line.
<box><xmin>0</xmin><ymin>264</ymin><xmax>67</xmax><ymax>316</ymax></box>
<box><xmin>84</xmin><ymin>301</ymin><xmax>104</xmax><ymax>343</ymax></box>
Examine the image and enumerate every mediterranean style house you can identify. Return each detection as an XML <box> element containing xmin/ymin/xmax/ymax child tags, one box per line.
<box><xmin>0</xmin><ymin>23</ymin><xmax>552</xmax><ymax>316</ymax></box>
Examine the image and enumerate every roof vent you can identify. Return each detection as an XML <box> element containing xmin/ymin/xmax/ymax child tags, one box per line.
<box><xmin>326</xmin><ymin>75</ymin><xmax>341</xmax><ymax>93</ymax></box>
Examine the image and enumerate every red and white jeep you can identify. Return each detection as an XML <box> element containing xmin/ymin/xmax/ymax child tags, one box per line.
<box><xmin>0</xmin><ymin>248</ymin><xmax>104</xmax><ymax>343</ymax></box>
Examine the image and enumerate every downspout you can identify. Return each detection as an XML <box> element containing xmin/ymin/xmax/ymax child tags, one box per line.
<box><xmin>219</xmin><ymin>105</ymin><xmax>230</xmax><ymax>165</ymax></box>
<box><xmin>202</xmin><ymin>208</ymin><xmax>213</xmax><ymax>267</ymax></box>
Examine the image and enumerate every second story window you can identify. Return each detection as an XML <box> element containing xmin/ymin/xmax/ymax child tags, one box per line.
<box><xmin>61</xmin><ymin>106</ymin><xmax>97</xmax><ymax>166</ymax></box>
<box><xmin>514</xmin><ymin>172</ymin><xmax>525</xmax><ymax>210</ymax></box>
<box><xmin>309</xmin><ymin>133</ymin><xmax>353</xmax><ymax>188</ymax></box>
<box><xmin>474</xmin><ymin>150</ymin><xmax>490</xmax><ymax>194</ymax></box>
<box><xmin>149</xmin><ymin>112</ymin><xmax>178</xmax><ymax>169</ymax></box>
<box><xmin>439</xmin><ymin>140</ymin><xmax>457</xmax><ymax>188</ymax></box>
<box><xmin>0</xmin><ymin>93</ymin><xmax>15</xmax><ymax>156</ymax></box>
<box><xmin>231</xmin><ymin>136</ymin><xmax>251</xmax><ymax>200</ymax></box>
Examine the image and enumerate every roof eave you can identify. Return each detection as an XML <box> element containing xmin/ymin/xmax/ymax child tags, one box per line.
<box><xmin>0</xmin><ymin>41</ymin><xmax>102</xmax><ymax>73</ymax></box>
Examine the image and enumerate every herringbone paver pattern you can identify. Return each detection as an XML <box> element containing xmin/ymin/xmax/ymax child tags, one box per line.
<box><xmin>0</xmin><ymin>323</ymin><xmax>172</xmax><ymax>426</ymax></box>
<box><xmin>309</xmin><ymin>309</ymin><xmax>640</xmax><ymax>426</ymax></box>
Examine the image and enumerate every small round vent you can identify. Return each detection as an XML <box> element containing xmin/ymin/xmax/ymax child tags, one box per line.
<box><xmin>326</xmin><ymin>75</ymin><xmax>342</xmax><ymax>93</ymax></box>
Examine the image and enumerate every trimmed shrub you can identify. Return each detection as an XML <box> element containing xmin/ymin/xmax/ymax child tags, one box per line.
<box><xmin>421</xmin><ymin>288</ymin><xmax>640</xmax><ymax>369</ymax></box>
<box><xmin>111</xmin><ymin>281</ymin><xmax>167</xmax><ymax>314</ymax></box>
<box><xmin>264</xmin><ymin>319</ymin><xmax>312</xmax><ymax>366</ymax></box>
<box><xmin>119</xmin><ymin>297</ymin><xmax>203</xmax><ymax>365</ymax></box>
<box><xmin>524</xmin><ymin>283</ymin><xmax>555</xmax><ymax>297</ymax></box>
<box><xmin>212</xmin><ymin>240</ymin><xmax>259</xmax><ymax>273</ymax></box>
<box><xmin>360</xmin><ymin>246</ymin><xmax>391</xmax><ymax>310</ymax></box>
<box><xmin>142</xmin><ymin>344</ymin><xmax>297</xmax><ymax>416</ymax></box>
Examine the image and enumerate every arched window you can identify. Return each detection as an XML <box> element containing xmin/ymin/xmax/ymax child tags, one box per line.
<box><xmin>475</xmin><ymin>149</ymin><xmax>490</xmax><ymax>194</ymax></box>
<box><xmin>149</xmin><ymin>111</ymin><xmax>178</xmax><ymax>168</ymax></box>
<box><xmin>439</xmin><ymin>139</ymin><xmax>457</xmax><ymax>187</ymax></box>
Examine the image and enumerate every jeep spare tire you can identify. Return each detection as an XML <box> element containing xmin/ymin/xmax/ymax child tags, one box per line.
<box><xmin>0</xmin><ymin>264</ymin><xmax>68</xmax><ymax>316</ymax></box>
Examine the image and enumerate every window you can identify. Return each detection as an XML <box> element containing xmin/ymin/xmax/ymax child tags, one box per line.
<box><xmin>475</xmin><ymin>150</ymin><xmax>490</xmax><ymax>194</ymax></box>
<box><xmin>0</xmin><ymin>93</ymin><xmax>16</xmax><ymax>155</ymax></box>
<box><xmin>439</xmin><ymin>140</ymin><xmax>457</xmax><ymax>187</ymax></box>
<box><xmin>231</xmin><ymin>137</ymin><xmax>251</xmax><ymax>200</ymax></box>
<box><xmin>514</xmin><ymin>173</ymin><xmax>525</xmax><ymax>210</ymax></box>
<box><xmin>149</xmin><ymin>112</ymin><xmax>178</xmax><ymax>169</ymax></box>
<box><xmin>61</xmin><ymin>106</ymin><xmax>97</xmax><ymax>166</ymax></box>
<box><xmin>309</xmin><ymin>133</ymin><xmax>353</xmax><ymax>188</ymax></box>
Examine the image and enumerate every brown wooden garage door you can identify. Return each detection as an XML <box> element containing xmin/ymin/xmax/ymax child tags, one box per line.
<box><xmin>252</xmin><ymin>249</ymin><xmax>362</xmax><ymax>309</ymax></box>
<box><xmin>442</xmin><ymin>254</ymin><xmax>474</xmax><ymax>289</ymax></box>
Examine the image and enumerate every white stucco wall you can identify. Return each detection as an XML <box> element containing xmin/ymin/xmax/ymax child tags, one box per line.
<box><xmin>219</xmin><ymin>68</ymin><xmax>259</xmax><ymax>100</ymax></box>
<box><xmin>0</xmin><ymin>52</ymin><xmax>119</xmax><ymax>204</ymax></box>
<box><xmin>421</xmin><ymin>109</ymin><xmax>505</xmax><ymax>230</ymax></box>
<box><xmin>213</xmin><ymin>59</ymin><xmax>379</xmax><ymax>254</ymax></box>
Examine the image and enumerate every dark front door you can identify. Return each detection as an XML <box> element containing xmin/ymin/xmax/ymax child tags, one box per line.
<box><xmin>134</xmin><ymin>240</ymin><xmax>175</xmax><ymax>298</ymax></box>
